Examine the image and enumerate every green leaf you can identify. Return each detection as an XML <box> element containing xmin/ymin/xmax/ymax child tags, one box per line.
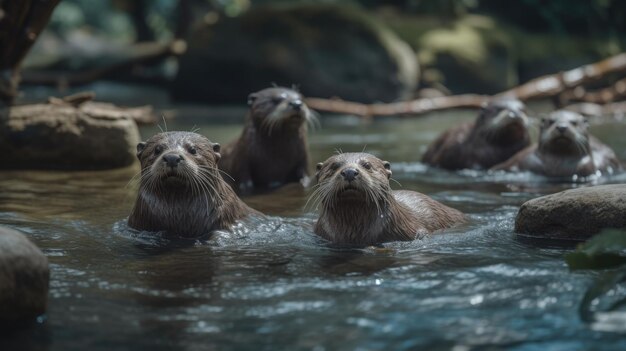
<box><xmin>566</xmin><ymin>229</ymin><xmax>626</xmax><ymax>270</ymax></box>
<box><xmin>579</xmin><ymin>270</ymin><xmax>626</xmax><ymax>322</ymax></box>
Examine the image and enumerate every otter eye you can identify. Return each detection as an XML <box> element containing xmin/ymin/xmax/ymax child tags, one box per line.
<box><xmin>154</xmin><ymin>145</ymin><xmax>164</xmax><ymax>156</ymax></box>
<box><xmin>272</xmin><ymin>97</ymin><xmax>284</xmax><ymax>105</ymax></box>
<box><xmin>362</xmin><ymin>162</ymin><xmax>372</xmax><ymax>170</ymax></box>
<box><xmin>330</xmin><ymin>162</ymin><xmax>341</xmax><ymax>171</ymax></box>
<box><xmin>571</xmin><ymin>121</ymin><xmax>578</xmax><ymax>127</ymax></box>
<box><xmin>188</xmin><ymin>146</ymin><xmax>197</xmax><ymax>155</ymax></box>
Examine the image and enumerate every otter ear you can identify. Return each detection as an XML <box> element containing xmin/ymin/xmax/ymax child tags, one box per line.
<box><xmin>383</xmin><ymin>161</ymin><xmax>392</xmax><ymax>178</ymax></box>
<box><xmin>583</xmin><ymin>117</ymin><xmax>590</xmax><ymax>126</ymax></box>
<box><xmin>247</xmin><ymin>93</ymin><xmax>258</xmax><ymax>106</ymax></box>
<box><xmin>212</xmin><ymin>143</ymin><xmax>221</xmax><ymax>160</ymax></box>
<box><xmin>315</xmin><ymin>162</ymin><xmax>323</xmax><ymax>180</ymax></box>
<box><xmin>136</xmin><ymin>142</ymin><xmax>146</xmax><ymax>158</ymax></box>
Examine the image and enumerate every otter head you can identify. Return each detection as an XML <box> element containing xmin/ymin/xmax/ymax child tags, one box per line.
<box><xmin>313</xmin><ymin>153</ymin><xmax>392</xmax><ymax>208</ymax></box>
<box><xmin>539</xmin><ymin>110</ymin><xmax>590</xmax><ymax>156</ymax></box>
<box><xmin>246</xmin><ymin>87</ymin><xmax>314</xmax><ymax>135</ymax></box>
<box><xmin>474</xmin><ymin>98</ymin><xmax>529</xmax><ymax>144</ymax></box>
<box><xmin>136</xmin><ymin>132</ymin><xmax>222</xmax><ymax>189</ymax></box>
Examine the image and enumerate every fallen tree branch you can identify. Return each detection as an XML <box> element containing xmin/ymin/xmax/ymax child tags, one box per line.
<box><xmin>559</xmin><ymin>77</ymin><xmax>626</xmax><ymax>105</ymax></box>
<box><xmin>306</xmin><ymin>53</ymin><xmax>626</xmax><ymax>118</ymax></box>
<box><xmin>566</xmin><ymin>101</ymin><xmax>626</xmax><ymax>119</ymax></box>
<box><xmin>305</xmin><ymin>94</ymin><xmax>489</xmax><ymax>118</ymax></box>
<box><xmin>21</xmin><ymin>40</ymin><xmax>187</xmax><ymax>87</ymax></box>
<box><xmin>497</xmin><ymin>53</ymin><xmax>626</xmax><ymax>101</ymax></box>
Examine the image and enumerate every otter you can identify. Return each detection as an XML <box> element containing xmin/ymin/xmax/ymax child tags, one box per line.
<box><xmin>128</xmin><ymin>132</ymin><xmax>259</xmax><ymax>238</ymax></box>
<box><xmin>422</xmin><ymin>98</ymin><xmax>531</xmax><ymax>170</ymax></box>
<box><xmin>310</xmin><ymin>153</ymin><xmax>466</xmax><ymax>246</ymax></box>
<box><xmin>219</xmin><ymin>87</ymin><xmax>315</xmax><ymax>194</ymax></box>
<box><xmin>491</xmin><ymin>110</ymin><xmax>622</xmax><ymax>177</ymax></box>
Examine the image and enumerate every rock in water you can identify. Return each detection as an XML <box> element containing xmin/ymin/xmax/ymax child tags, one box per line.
<box><xmin>515</xmin><ymin>185</ymin><xmax>626</xmax><ymax>240</ymax></box>
<box><xmin>173</xmin><ymin>4</ymin><xmax>418</xmax><ymax>104</ymax></box>
<box><xmin>0</xmin><ymin>226</ymin><xmax>49</xmax><ymax>327</ymax></box>
<box><xmin>0</xmin><ymin>100</ymin><xmax>142</xmax><ymax>170</ymax></box>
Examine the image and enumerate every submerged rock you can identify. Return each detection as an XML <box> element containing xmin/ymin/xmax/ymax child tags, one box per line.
<box><xmin>173</xmin><ymin>3</ymin><xmax>418</xmax><ymax>104</ymax></box>
<box><xmin>0</xmin><ymin>98</ymin><xmax>142</xmax><ymax>170</ymax></box>
<box><xmin>515</xmin><ymin>185</ymin><xmax>626</xmax><ymax>240</ymax></box>
<box><xmin>0</xmin><ymin>226</ymin><xmax>49</xmax><ymax>327</ymax></box>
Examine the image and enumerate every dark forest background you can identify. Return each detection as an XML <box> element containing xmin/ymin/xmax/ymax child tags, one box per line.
<box><xmin>12</xmin><ymin>0</ymin><xmax>626</xmax><ymax>105</ymax></box>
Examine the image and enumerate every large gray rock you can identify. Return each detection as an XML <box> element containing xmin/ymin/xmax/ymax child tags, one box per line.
<box><xmin>515</xmin><ymin>185</ymin><xmax>626</xmax><ymax>240</ymax></box>
<box><xmin>0</xmin><ymin>226</ymin><xmax>49</xmax><ymax>327</ymax></box>
<box><xmin>173</xmin><ymin>3</ymin><xmax>418</xmax><ymax>104</ymax></box>
<box><xmin>0</xmin><ymin>99</ymin><xmax>142</xmax><ymax>170</ymax></box>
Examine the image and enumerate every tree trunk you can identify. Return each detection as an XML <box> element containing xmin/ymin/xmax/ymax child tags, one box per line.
<box><xmin>0</xmin><ymin>0</ymin><xmax>61</xmax><ymax>105</ymax></box>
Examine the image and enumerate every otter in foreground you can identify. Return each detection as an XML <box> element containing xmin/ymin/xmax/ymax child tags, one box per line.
<box><xmin>491</xmin><ymin>110</ymin><xmax>622</xmax><ymax>177</ymax></box>
<box><xmin>422</xmin><ymin>98</ymin><xmax>531</xmax><ymax>170</ymax></box>
<box><xmin>128</xmin><ymin>132</ymin><xmax>259</xmax><ymax>238</ymax></box>
<box><xmin>311</xmin><ymin>153</ymin><xmax>466</xmax><ymax>246</ymax></box>
<box><xmin>219</xmin><ymin>87</ymin><xmax>315</xmax><ymax>194</ymax></box>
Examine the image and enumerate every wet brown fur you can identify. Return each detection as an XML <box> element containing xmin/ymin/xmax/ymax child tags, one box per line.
<box><xmin>311</xmin><ymin>153</ymin><xmax>466</xmax><ymax>246</ymax></box>
<box><xmin>492</xmin><ymin>110</ymin><xmax>622</xmax><ymax>177</ymax></box>
<box><xmin>219</xmin><ymin>87</ymin><xmax>312</xmax><ymax>194</ymax></box>
<box><xmin>128</xmin><ymin>132</ymin><xmax>259</xmax><ymax>238</ymax></box>
<box><xmin>422</xmin><ymin>99</ymin><xmax>531</xmax><ymax>170</ymax></box>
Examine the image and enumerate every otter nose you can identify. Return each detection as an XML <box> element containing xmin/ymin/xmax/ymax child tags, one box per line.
<box><xmin>163</xmin><ymin>154</ymin><xmax>183</xmax><ymax>168</ymax></box>
<box><xmin>556</xmin><ymin>125</ymin><xmax>567</xmax><ymax>133</ymax></box>
<box><xmin>289</xmin><ymin>99</ymin><xmax>303</xmax><ymax>111</ymax></box>
<box><xmin>340</xmin><ymin>168</ymin><xmax>359</xmax><ymax>182</ymax></box>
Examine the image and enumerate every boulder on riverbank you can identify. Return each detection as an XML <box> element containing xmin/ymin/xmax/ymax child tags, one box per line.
<box><xmin>515</xmin><ymin>185</ymin><xmax>626</xmax><ymax>240</ymax></box>
<box><xmin>0</xmin><ymin>96</ymin><xmax>143</xmax><ymax>170</ymax></box>
<box><xmin>0</xmin><ymin>226</ymin><xmax>49</xmax><ymax>327</ymax></box>
<box><xmin>172</xmin><ymin>3</ymin><xmax>418</xmax><ymax>104</ymax></box>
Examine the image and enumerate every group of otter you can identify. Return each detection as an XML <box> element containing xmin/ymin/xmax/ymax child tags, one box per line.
<box><xmin>128</xmin><ymin>87</ymin><xmax>622</xmax><ymax>246</ymax></box>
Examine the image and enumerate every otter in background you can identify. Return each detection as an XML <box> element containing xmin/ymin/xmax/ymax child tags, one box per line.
<box><xmin>219</xmin><ymin>87</ymin><xmax>316</xmax><ymax>194</ymax></box>
<box><xmin>491</xmin><ymin>110</ymin><xmax>622</xmax><ymax>177</ymax></box>
<box><xmin>422</xmin><ymin>98</ymin><xmax>531</xmax><ymax>170</ymax></box>
<box><xmin>311</xmin><ymin>153</ymin><xmax>465</xmax><ymax>246</ymax></box>
<box><xmin>128</xmin><ymin>132</ymin><xmax>259</xmax><ymax>238</ymax></box>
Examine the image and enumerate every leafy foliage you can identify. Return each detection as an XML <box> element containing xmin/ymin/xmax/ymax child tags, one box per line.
<box><xmin>566</xmin><ymin>229</ymin><xmax>626</xmax><ymax>270</ymax></box>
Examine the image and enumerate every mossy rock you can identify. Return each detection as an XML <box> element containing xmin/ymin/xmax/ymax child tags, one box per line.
<box><xmin>172</xmin><ymin>3</ymin><xmax>418</xmax><ymax>103</ymax></box>
<box><xmin>382</xmin><ymin>11</ymin><xmax>625</xmax><ymax>93</ymax></box>
<box><xmin>388</xmin><ymin>14</ymin><xmax>517</xmax><ymax>94</ymax></box>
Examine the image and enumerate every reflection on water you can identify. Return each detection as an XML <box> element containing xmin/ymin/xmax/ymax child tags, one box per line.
<box><xmin>1</xmin><ymin>109</ymin><xmax>626</xmax><ymax>350</ymax></box>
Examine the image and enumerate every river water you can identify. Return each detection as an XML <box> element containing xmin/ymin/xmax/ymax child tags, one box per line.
<box><xmin>1</xmin><ymin>107</ymin><xmax>626</xmax><ymax>350</ymax></box>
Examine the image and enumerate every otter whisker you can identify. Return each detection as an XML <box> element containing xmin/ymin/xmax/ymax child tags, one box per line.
<box><xmin>217</xmin><ymin>169</ymin><xmax>236</xmax><ymax>182</ymax></box>
<box><xmin>305</xmin><ymin>109</ymin><xmax>321</xmax><ymax>131</ymax></box>
<box><xmin>310</xmin><ymin>180</ymin><xmax>335</xmax><ymax>212</ymax></box>
<box><xmin>192</xmin><ymin>171</ymin><xmax>212</xmax><ymax>212</ymax></box>
<box><xmin>125</xmin><ymin>169</ymin><xmax>146</xmax><ymax>189</ymax></box>
<box><xmin>161</xmin><ymin>114</ymin><xmax>168</xmax><ymax>132</ymax></box>
<box><xmin>200</xmin><ymin>169</ymin><xmax>227</xmax><ymax>204</ymax></box>
<box><xmin>195</xmin><ymin>170</ymin><xmax>223</xmax><ymax>205</ymax></box>
<box><xmin>390</xmin><ymin>177</ymin><xmax>402</xmax><ymax>188</ymax></box>
<box><xmin>304</xmin><ymin>180</ymin><xmax>331</xmax><ymax>211</ymax></box>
